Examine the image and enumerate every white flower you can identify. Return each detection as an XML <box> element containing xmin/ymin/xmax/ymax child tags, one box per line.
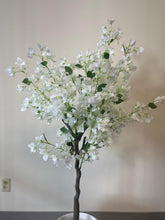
<box><xmin>37</xmin><ymin>43</ymin><xmax>42</xmax><ymax>50</ymax></box>
<box><xmin>28</xmin><ymin>143</ymin><xmax>36</xmax><ymax>152</ymax></box>
<box><xmin>44</xmin><ymin>81</ymin><xmax>52</xmax><ymax>91</ymax></box>
<box><xmin>145</xmin><ymin>116</ymin><xmax>153</xmax><ymax>123</ymax></box>
<box><xmin>35</xmin><ymin>63</ymin><xmax>43</xmax><ymax>74</ymax></box>
<box><xmin>76</xmin><ymin>51</ymin><xmax>83</xmax><ymax>62</ymax></box>
<box><xmin>128</xmin><ymin>62</ymin><xmax>136</xmax><ymax>72</ymax></box>
<box><xmin>35</xmin><ymin>135</ymin><xmax>44</xmax><ymax>142</ymax></box>
<box><xmin>39</xmin><ymin>148</ymin><xmax>49</xmax><ymax>161</ymax></box>
<box><xmin>102</xmin><ymin>25</ymin><xmax>107</xmax><ymax>34</ymax></box>
<box><xmin>16</xmin><ymin>84</ymin><xmax>24</xmax><ymax>92</ymax></box>
<box><xmin>15</xmin><ymin>57</ymin><xmax>25</xmax><ymax>68</ymax></box>
<box><xmin>6</xmin><ymin>66</ymin><xmax>14</xmax><ymax>77</ymax></box>
<box><xmin>108</xmin><ymin>19</ymin><xmax>115</xmax><ymax>25</ymax></box>
<box><xmin>109</xmin><ymin>47</ymin><xmax>115</xmax><ymax>55</ymax></box>
<box><xmin>88</xmin><ymin>93</ymin><xmax>102</xmax><ymax>105</ymax></box>
<box><xmin>154</xmin><ymin>96</ymin><xmax>165</xmax><ymax>105</ymax></box>
<box><xmin>67</xmin><ymin>113</ymin><xmax>72</xmax><ymax>118</ymax></box>
<box><xmin>97</xmin><ymin>118</ymin><xmax>109</xmax><ymax>131</ymax></box>
<box><xmin>42</xmin><ymin>46</ymin><xmax>51</xmax><ymax>58</ymax></box>
<box><xmin>130</xmin><ymin>40</ymin><xmax>136</xmax><ymax>46</ymax></box>
<box><xmin>58</xmin><ymin>66</ymin><xmax>65</xmax><ymax>75</ymax></box>
<box><xmin>97</xmin><ymin>39</ymin><xmax>104</xmax><ymax>48</ymax></box>
<box><xmin>52</xmin><ymin>155</ymin><xmax>58</xmax><ymax>166</ymax></box>
<box><xmin>132</xmin><ymin>113</ymin><xmax>141</xmax><ymax>122</ymax></box>
<box><xmin>137</xmin><ymin>47</ymin><xmax>144</xmax><ymax>55</ymax></box>
<box><xmin>88</xmin><ymin>150</ymin><xmax>99</xmax><ymax>162</ymax></box>
<box><xmin>113</xmin><ymin>28</ymin><xmax>122</xmax><ymax>41</ymax></box>
<box><xmin>21</xmin><ymin>97</ymin><xmax>30</xmax><ymax>111</ymax></box>
<box><xmin>43</xmin><ymin>153</ymin><xmax>49</xmax><ymax>161</ymax></box>
<box><xmin>27</xmin><ymin>48</ymin><xmax>35</xmax><ymax>58</ymax></box>
<box><xmin>57</xmin><ymin>129</ymin><xmax>63</xmax><ymax>137</ymax></box>
<box><xmin>60</xmin><ymin>57</ymin><xmax>67</xmax><ymax>65</ymax></box>
<box><xmin>139</xmin><ymin>47</ymin><xmax>144</xmax><ymax>53</ymax></box>
<box><xmin>47</xmin><ymin>117</ymin><xmax>52</xmax><ymax>124</ymax></box>
<box><xmin>64</xmin><ymin>157</ymin><xmax>72</xmax><ymax>169</ymax></box>
<box><xmin>66</xmin><ymin>117</ymin><xmax>76</xmax><ymax>126</ymax></box>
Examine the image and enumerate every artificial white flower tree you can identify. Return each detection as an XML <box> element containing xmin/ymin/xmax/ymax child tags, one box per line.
<box><xmin>7</xmin><ymin>19</ymin><xmax>165</xmax><ymax>220</ymax></box>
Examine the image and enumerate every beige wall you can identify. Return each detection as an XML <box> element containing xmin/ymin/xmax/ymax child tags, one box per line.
<box><xmin>0</xmin><ymin>0</ymin><xmax>165</xmax><ymax>212</ymax></box>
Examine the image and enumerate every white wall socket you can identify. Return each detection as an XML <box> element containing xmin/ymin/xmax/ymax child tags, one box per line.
<box><xmin>1</xmin><ymin>178</ymin><xmax>11</xmax><ymax>192</ymax></box>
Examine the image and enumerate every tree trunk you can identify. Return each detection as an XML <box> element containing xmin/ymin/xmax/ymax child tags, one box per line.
<box><xmin>73</xmin><ymin>139</ymin><xmax>82</xmax><ymax>220</ymax></box>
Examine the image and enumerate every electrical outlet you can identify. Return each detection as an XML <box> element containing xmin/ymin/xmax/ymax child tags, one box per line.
<box><xmin>1</xmin><ymin>178</ymin><xmax>11</xmax><ymax>192</ymax></box>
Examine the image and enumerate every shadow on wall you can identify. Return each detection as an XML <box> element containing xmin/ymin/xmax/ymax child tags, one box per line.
<box><xmin>82</xmin><ymin>53</ymin><xmax>165</xmax><ymax>212</ymax></box>
<box><xmin>130</xmin><ymin>53</ymin><xmax>165</xmax><ymax>141</ymax></box>
<box><xmin>131</xmin><ymin>53</ymin><xmax>165</xmax><ymax>101</ymax></box>
<box><xmin>99</xmin><ymin>53</ymin><xmax>165</xmax><ymax>211</ymax></box>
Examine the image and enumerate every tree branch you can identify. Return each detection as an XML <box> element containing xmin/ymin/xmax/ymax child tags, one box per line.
<box><xmin>62</xmin><ymin>119</ymin><xmax>75</xmax><ymax>138</ymax></box>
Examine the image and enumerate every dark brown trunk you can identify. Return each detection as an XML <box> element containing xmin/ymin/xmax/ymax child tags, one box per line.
<box><xmin>73</xmin><ymin>158</ymin><xmax>81</xmax><ymax>220</ymax></box>
<box><xmin>73</xmin><ymin>138</ymin><xmax>81</xmax><ymax>220</ymax></box>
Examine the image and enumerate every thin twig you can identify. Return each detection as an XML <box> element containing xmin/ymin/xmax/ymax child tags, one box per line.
<box><xmin>80</xmin><ymin>152</ymin><xmax>86</xmax><ymax>169</ymax></box>
<box><xmin>79</xmin><ymin>136</ymin><xmax>87</xmax><ymax>169</ymax></box>
<box><xmin>31</xmin><ymin>82</ymin><xmax>50</xmax><ymax>102</ymax></box>
<box><xmin>45</xmin><ymin>65</ymin><xmax>56</xmax><ymax>82</ymax></box>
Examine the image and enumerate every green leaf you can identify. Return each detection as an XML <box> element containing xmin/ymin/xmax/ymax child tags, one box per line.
<box><xmin>148</xmin><ymin>102</ymin><xmax>157</xmax><ymax>109</ymax></box>
<box><xmin>94</xmin><ymin>143</ymin><xmax>102</xmax><ymax>148</ymax></box>
<box><xmin>117</xmin><ymin>93</ymin><xmax>122</xmax><ymax>98</ymax></box>
<box><xmin>65</xmin><ymin>66</ymin><xmax>73</xmax><ymax>75</ymax></box>
<box><xmin>102</xmin><ymin>99</ymin><xmax>105</xmax><ymax>105</ymax></box>
<box><xmin>82</xmin><ymin>142</ymin><xmax>90</xmax><ymax>152</ymax></box>
<box><xmin>87</xmin><ymin>71</ymin><xmax>95</xmax><ymax>78</ymax></box>
<box><xmin>65</xmin><ymin>102</ymin><xmax>73</xmax><ymax>112</ymax></box>
<box><xmin>113</xmin><ymin>93</ymin><xmax>124</xmax><ymax>104</ymax></box>
<box><xmin>75</xmin><ymin>64</ymin><xmax>83</xmax><ymax>68</ymax></box>
<box><xmin>115</xmin><ymin>98</ymin><xmax>124</xmax><ymax>104</ymax></box>
<box><xmin>22</xmin><ymin>78</ymin><xmax>32</xmax><ymax>85</ymax></box>
<box><xmin>87</xmin><ymin>104</ymin><xmax>93</xmax><ymax>112</ymax></box>
<box><xmin>103</xmin><ymin>52</ymin><xmax>109</xmax><ymax>59</ymax></box>
<box><xmin>113</xmin><ymin>94</ymin><xmax>123</xmax><ymax>104</ymax></box>
<box><xmin>60</xmin><ymin>126</ymin><xmax>69</xmax><ymax>134</ymax></box>
<box><xmin>97</xmin><ymin>83</ymin><xmax>107</xmax><ymax>92</ymax></box>
<box><xmin>66</xmin><ymin>142</ymin><xmax>73</xmax><ymax>147</ymax></box>
<box><xmin>101</xmin><ymin>109</ymin><xmax>105</xmax><ymax>114</ymax></box>
<box><xmin>41</xmin><ymin>61</ymin><xmax>47</xmax><ymax>66</ymax></box>
<box><xmin>110</xmin><ymin>38</ymin><xmax>114</xmax><ymax>43</ymax></box>
<box><xmin>78</xmin><ymin>74</ymin><xmax>84</xmax><ymax>81</ymax></box>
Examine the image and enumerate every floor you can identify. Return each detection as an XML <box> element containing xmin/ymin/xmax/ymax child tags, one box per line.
<box><xmin>0</xmin><ymin>212</ymin><xmax>165</xmax><ymax>220</ymax></box>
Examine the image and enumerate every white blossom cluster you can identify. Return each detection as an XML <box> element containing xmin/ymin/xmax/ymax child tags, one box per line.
<box><xmin>7</xmin><ymin>20</ymin><xmax>165</xmax><ymax>169</ymax></box>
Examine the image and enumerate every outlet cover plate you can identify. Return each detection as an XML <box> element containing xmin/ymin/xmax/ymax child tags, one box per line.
<box><xmin>1</xmin><ymin>178</ymin><xmax>11</xmax><ymax>192</ymax></box>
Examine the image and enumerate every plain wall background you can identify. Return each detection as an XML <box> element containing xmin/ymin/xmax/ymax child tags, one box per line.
<box><xmin>0</xmin><ymin>0</ymin><xmax>165</xmax><ymax>212</ymax></box>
